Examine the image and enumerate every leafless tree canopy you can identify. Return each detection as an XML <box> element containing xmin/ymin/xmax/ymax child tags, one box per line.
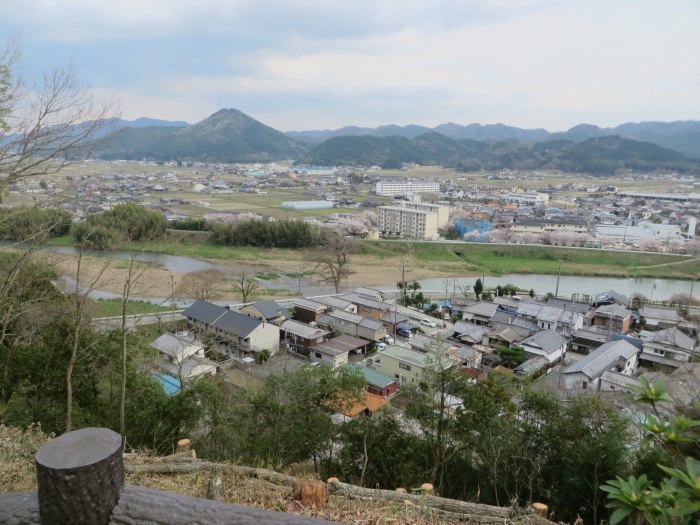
<box><xmin>230</xmin><ymin>273</ymin><xmax>258</xmax><ymax>303</ymax></box>
<box><xmin>315</xmin><ymin>234</ymin><xmax>354</xmax><ymax>294</ymax></box>
<box><xmin>0</xmin><ymin>38</ymin><xmax>119</xmax><ymax>185</ymax></box>
<box><xmin>178</xmin><ymin>269</ymin><xmax>225</xmax><ymax>302</ymax></box>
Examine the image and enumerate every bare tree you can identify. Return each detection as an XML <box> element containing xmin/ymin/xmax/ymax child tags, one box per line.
<box><xmin>177</xmin><ymin>269</ymin><xmax>225</xmax><ymax>302</ymax></box>
<box><xmin>0</xmin><ymin>38</ymin><xmax>119</xmax><ymax>186</ymax></box>
<box><xmin>230</xmin><ymin>273</ymin><xmax>258</xmax><ymax>303</ymax></box>
<box><xmin>65</xmin><ymin>240</ymin><xmax>112</xmax><ymax>432</ymax></box>
<box><xmin>315</xmin><ymin>234</ymin><xmax>354</xmax><ymax>294</ymax></box>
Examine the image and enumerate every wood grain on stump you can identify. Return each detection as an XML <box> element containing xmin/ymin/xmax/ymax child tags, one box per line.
<box><xmin>35</xmin><ymin>427</ymin><xmax>123</xmax><ymax>525</ymax></box>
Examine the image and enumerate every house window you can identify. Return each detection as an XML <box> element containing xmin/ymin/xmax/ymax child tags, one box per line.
<box><xmin>653</xmin><ymin>348</ymin><xmax>665</xmax><ymax>356</ymax></box>
<box><xmin>362</xmin><ymin>306</ymin><xmax>371</xmax><ymax>312</ymax></box>
<box><xmin>315</xmin><ymin>352</ymin><xmax>322</xmax><ymax>359</ymax></box>
<box><xmin>399</xmin><ymin>362</ymin><xmax>412</xmax><ymax>371</ymax></box>
<box><xmin>582</xmin><ymin>381</ymin><xmax>587</xmax><ymax>389</ymax></box>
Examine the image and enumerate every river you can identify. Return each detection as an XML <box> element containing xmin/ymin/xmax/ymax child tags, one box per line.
<box><xmin>41</xmin><ymin>245</ymin><xmax>693</xmax><ymax>303</ymax></box>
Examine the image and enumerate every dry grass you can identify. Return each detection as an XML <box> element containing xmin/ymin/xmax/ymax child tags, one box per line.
<box><xmin>0</xmin><ymin>424</ymin><xmax>515</xmax><ymax>524</ymax></box>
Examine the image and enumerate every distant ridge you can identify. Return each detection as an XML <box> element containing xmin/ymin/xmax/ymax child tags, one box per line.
<box><xmin>289</xmin><ymin>120</ymin><xmax>700</xmax><ymax>159</ymax></box>
<box><xmin>93</xmin><ymin>108</ymin><xmax>700</xmax><ymax>170</ymax></box>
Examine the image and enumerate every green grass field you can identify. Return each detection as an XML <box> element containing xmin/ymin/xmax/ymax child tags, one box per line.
<box><xmin>91</xmin><ymin>298</ymin><xmax>174</xmax><ymax>318</ymax></box>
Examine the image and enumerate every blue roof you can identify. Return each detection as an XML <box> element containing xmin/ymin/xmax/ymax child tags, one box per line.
<box><xmin>153</xmin><ymin>374</ymin><xmax>181</xmax><ymax>396</ymax></box>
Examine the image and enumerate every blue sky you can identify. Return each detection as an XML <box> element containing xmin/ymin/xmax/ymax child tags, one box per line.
<box><xmin>2</xmin><ymin>0</ymin><xmax>699</xmax><ymax>131</ymax></box>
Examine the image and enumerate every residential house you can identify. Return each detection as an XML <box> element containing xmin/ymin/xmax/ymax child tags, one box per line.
<box><xmin>639</xmin><ymin>306</ymin><xmax>684</xmax><ymax>328</ymax></box>
<box><xmin>451</xmin><ymin>321</ymin><xmax>489</xmax><ymax>345</ymax></box>
<box><xmin>562</xmin><ymin>339</ymin><xmax>639</xmax><ymax>391</ymax></box>
<box><xmin>211</xmin><ymin>310</ymin><xmax>280</xmax><ymax>357</ymax></box>
<box><xmin>598</xmin><ymin>371</ymin><xmax>642</xmax><ymax>394</ymax></box>
<box><xmin>317</xmin><ymin>310</ymin><xmax>387</xmax><ymax>341</ymax></box>
<box><xmin>280</xmin><ymin>319</ymin><xmax>330</xmax><ymax>356</ymax></box>
<box><xmin>594</xmin><ymin>290</ymin><xmax>630</xmax><ymax>308</ymax></box>
<box><xmin>238</xmin><ymin>300</ymin><xmax>291</xmax><ymax>326</ymax></box>
<box><xmin>330</xmin><ymin>391</ymin><xmax>389</xmax><ymax>422</ymax></box>
<box><xmin>593</xmin><ymin>304</ymin><xmax>633</xmax><ymax>334</ymax></box>
<box><xmin>640</xmin><ymin>327</ymin><xmax>697</xmax><ymax>368</ymax></box>
<box><xmin>183</xmin><ymin>300</ymin><xmax>227</xmax><ymax>332</ymax></box>
<box><xmin>151</xmin><ymin>331</ymin><xmax>216</xmax><ymax>383</ymax></box>
<box><xmin>519</xmin><ymin>330</ymin><xmax>567</xmax><ymax>364</ymax></box>
<box><xmin>292</xmin><ymin>298</ymin><xmax>329</xmax><ymax>323</ymax></box>
<box><xmin>373</xmin><ymin>345</ymin><xmax>457</xmax><ymax>386</ymax></box>
<box><xmin>340</xmin><ymin>292</ymin><xmax>393</xmax><ymax>320</ymax></box>
<box><xmin>351</xmin><ymin>365</ymin><xmax>398</xmax><ymax>397</ymax></box>
<box><xmin>313</xmin><ymin>295</ymin><xmax>357</xmax><ymax>313</ymax></box>
<box><xmin>571</xmin><ymin>326</ymin><xmax>609</xmax><ymax>354</ymax></box>
<box><xmin>458</xmin><ymin>301</ymin><xmax>500</xmax><ymax>325</ymax></box>
<box><xmin>310</xmin><ymin>335</ymin><xmax>367</xmax><ymax>368</ymax></box>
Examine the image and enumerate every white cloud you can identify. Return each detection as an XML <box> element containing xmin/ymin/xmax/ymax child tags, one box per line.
<box><xmin>6</xmin><ymin>0</ymin><xmax>698</xmax><ymax>129</ymax></box>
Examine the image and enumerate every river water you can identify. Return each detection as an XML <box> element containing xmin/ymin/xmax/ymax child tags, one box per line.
<box><xmin>41</xmin><ymin>245</ymin><xmax>693</xmax><ymax>303</ymax></box>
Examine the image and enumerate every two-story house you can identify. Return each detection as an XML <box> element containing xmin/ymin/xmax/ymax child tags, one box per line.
<box><xmin>562</xmin><ymin>339</ymin><xmax>638</xmax><ymax>391</ymax></box>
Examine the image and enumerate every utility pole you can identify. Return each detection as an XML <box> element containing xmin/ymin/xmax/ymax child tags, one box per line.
<box><xmin>399</xmin><ymin>257</ymin><xmax>407</xmax><ymax>305</ymax></box>
<box><xmin>554</xmin><ymin>259</ymin><xmax>562</xmax><ymax>298</ymax></box>
<box><xmin>170</xmin><ymin>275</ymin><xmax>175</xmax><ymax>323</ymax></box>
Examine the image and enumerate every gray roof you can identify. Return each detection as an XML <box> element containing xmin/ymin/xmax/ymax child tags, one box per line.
<box><xmin>281</xmin><ymin>319</ymin><xmax>329</xmax><ymax>340</ymax></box>
<box><xmin>537</xmin><ymin>305</ymin><xmax>564</xmax><ymax>323</ymax></box>
<box><xmin>515</xmin><ymin>302</ymin><xmax>544</xmax><ymax>318</ymax></box>
<box><xmin>564</xmin><ymin>340</ymin><xmax>638</xmax><ymax>380</ymax></box>
<box><xmin>594</xmin><ymin>290</ymin><xmax>629</xmax><ymax>307</ymax></box>
<box><xmin>183</xmin><ymin>300</ymin><xmax>226</xmax><ymax>325</ymax></box>
<box><xmin>340</xmin><ymin>292</ymin><xmax>393</xmax><ymax>312</ymax></box>
<box><xmin>644</xmin><ymin>327</ymin><xmax>695</xmax><ymax>351</ymax></box>
<box><xmin>547</xmin><ymin>298</ymin><xmax>591</xmax><ymax>314</ymax></box>
<box><xmin>294</xmin><ymin>298</ymin><xmax>327</xmax><ymax>312</ymax></box>
<box><xmin>314</xmin><ymin>296</ymin><xmax>355</xmax><ymax>310</ymax></box>
<box><xmin>250</xmin><ymin>300</ymin><xmax>291</xmax><ymax>320</ymax></box>
<box><xmin>311</xmin><ymin>335</ymin><xmax>367</xmax><ymax>356</ymax></box>
<box><xmin>595</xmin><ymin>303</ymin><xmax>632</xmax><ymax>319</ymax></box>
<box><xmin>521</xmin><ymin>330</ymin><xmax>566</xmax><ymax>354</ymax></box>
<box><xmin>639</xmin><ymin>306</ymin><xmax>683</xmax><ymax>323</ymax></box>
<box><xmin>358</xmin><ymin>317</ymin><xmax>384</xmax><ymax>331</ymax></box>
<box><xmin>462</xmin><ymin>301</ymin><xmax>499</xmax><ymax>319</ymax></box>
<box><xmin>212</xmin><ymin>310</ymin><xmax>263</xmax><ymax>338</ymax></box>
<box><xmin>151</xmin><ymin>332</ymin><xmax>203</xmax><ymax>359</ymax></box>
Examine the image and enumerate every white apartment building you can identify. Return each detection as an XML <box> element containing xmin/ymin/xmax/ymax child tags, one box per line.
<box><xmin>504</xmin><ymin>192</ymin><xmax>550</xmax><ymax>206</ymax></box>
<box><xmin>400</xmin><ymin>202</ymin><xmax>450</xmax><ymax>227</ymax></box>
<box><xmin>375</xmin><ymin>180</ymin><xmax>440</xmax><ymax>196</ymax></box>
<box><xmin>378</xmin><ymin>206</ymin><xmax>438</xmax><ymax>240</ymax></box>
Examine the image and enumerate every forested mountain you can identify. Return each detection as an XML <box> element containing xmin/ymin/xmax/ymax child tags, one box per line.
<box><xmin>93</xmin><ymin>108</ymin><xmax>700</xmax><ymax>169</ymax></box>
<box><xmin>290</xmin><ymin>120</ymin><xmax>700</xmax><ymax>158</ymax></box>
<box><xmin>96</xmin><ymin>109</ymin><xmax>308</xmax><ymax>162</ymax></box>
<box><xmin>300</xmin><ymin>132</ymin><xmax>700</xmax><ymax>174</ymax></box>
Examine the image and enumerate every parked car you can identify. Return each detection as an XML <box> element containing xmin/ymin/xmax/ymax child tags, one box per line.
<box><xmin>421</xmin><ymin>319</ymin><xmax>437</xmax><ymax>327</ymax></box>
<box><xmin>384</xmin><ymin>336</ymin><xmax>395</xmax><ymax>345</ymax></box>
<box><xmin>377</xmin><ymin>342</ymin><xmax>387</xmax><ymax>351</ymax></box>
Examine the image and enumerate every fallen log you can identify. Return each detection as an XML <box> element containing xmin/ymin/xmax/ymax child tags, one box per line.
<box><xmin>327</xmin><ymin>479</ymin><xmax>510</xmax><ymax>523</ymax></box>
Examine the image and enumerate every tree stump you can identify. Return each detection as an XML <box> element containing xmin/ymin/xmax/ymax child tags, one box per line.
<box><xmin>293</xmin><ymin>480</ymin><xmax>328</xmax><ymax>509</ymax></box>
<box><xmin>35</xmin><ymin>427</ymin><xmax>123</xmax><ymax>525</ymax></box>
<box><xmin>176</xmin><ymin>438</ymin><xmax>191</xmax><ymax>453</ymax></box>
<box><xmin>532</xmin><ymin>502</ymin><xmax>548</xmax><ymax>517</ymax></box>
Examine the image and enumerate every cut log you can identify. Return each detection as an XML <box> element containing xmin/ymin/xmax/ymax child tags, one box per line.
<box><xmin>293</xmin><ymin>480</ymin><xmax>328</xmax><ymax>509</ymax></box>
<box><xmin>176</xmin><ymin>439</ymin><xmax>191</xmax><ymax>453</ymax></box>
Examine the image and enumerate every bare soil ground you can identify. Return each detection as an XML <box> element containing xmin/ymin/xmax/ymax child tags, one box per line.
<box><xmin>40</xmin><ymin>249</ymin><xmax>456</xmax><ymax>303</ymax></box>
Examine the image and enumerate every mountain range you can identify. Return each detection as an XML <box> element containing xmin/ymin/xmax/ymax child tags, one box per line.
<box><xmin>92</xmin><ymin>108</ymin><xmax>700</xmax><ymax>173</ymax></box>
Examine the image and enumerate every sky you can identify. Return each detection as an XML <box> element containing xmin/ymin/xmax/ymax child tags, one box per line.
<box><xmin>1</xmin><ymin>0</ymin><xmax>699</xmax><ymax>132</ymax></box>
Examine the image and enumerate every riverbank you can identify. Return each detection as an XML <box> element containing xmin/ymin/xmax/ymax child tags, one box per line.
<box><xmin>26</xmin><ymin>234</ymin><xmax>698</xmax><ymax>302</ymax></box>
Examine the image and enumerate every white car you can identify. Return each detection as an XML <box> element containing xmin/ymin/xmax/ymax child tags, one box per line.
<box><xmin>420</xmin><ymin>318</ymin><xmax>437</xmax><ymax>328</ymax></box>
<box><xmin>377</xmin><ymin>342</ymin><xmax>387</xmax><ymax>351</ymax></box>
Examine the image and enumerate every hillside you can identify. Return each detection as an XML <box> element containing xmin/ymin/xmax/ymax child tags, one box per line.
<box><xmin>1</xmin><ymin>424</ymin><xmax>556</xmax><ymax>525</ymax></box>
<box><xmin>97</xmin><ymin>109</ymin><xmax>309</xmax><ymax>162</ymax></box>
<box><xmin>290</xmin><ymin>120</ymin><xmax>700</xmax><ymax>158</ymax></box>
<box><xmin>300</xmin><ymin>131</ymin><xmax>700</xmax><ymax>174</ymax></box>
